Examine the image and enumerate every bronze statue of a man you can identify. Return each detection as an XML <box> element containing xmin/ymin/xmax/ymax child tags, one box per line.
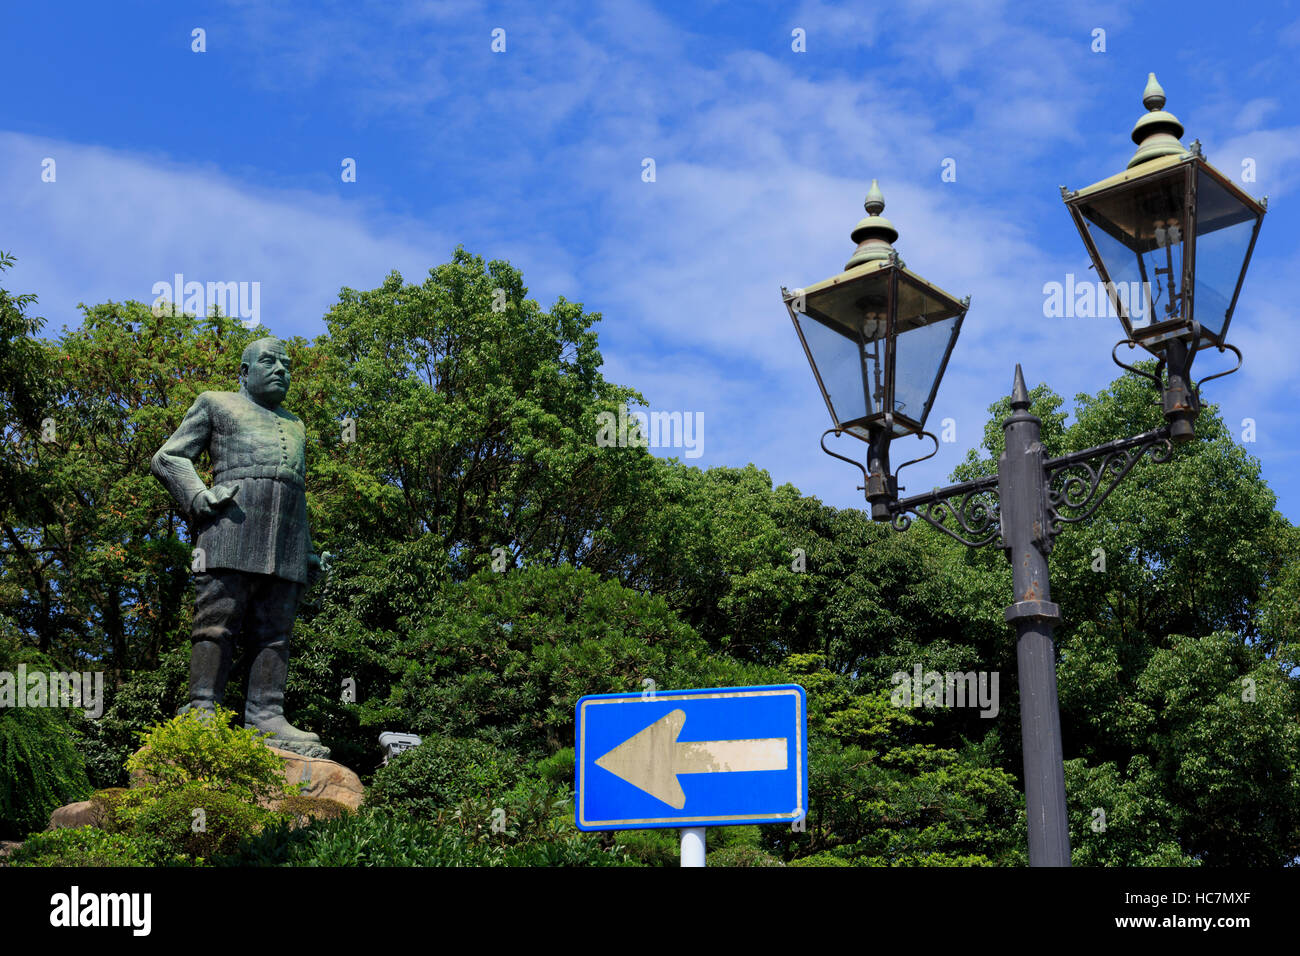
<box><xmin>151</xmin><ymin>336</ymin><xmax>329</xmax><ymax>758</ymax></box>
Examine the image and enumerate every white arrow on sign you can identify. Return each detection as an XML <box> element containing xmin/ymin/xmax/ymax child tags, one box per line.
<box><xmin>594</xmin><ymin>708</ymin><xmax>788</xmax><ymax>809</ymax></box>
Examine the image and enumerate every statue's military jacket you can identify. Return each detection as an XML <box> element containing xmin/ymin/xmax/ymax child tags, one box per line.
<box><xmin>151</xmin><ymin>390</ymin><xmax>313</xmax><ymax>584</ymax></box>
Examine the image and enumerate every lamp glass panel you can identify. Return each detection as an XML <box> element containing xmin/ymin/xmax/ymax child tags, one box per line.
<box><xmin>892</xmin><ymin>314</ymin><xmax>959</xmax><ymax>427</ymax></box>
<box><xmin>800</xmin><ymin>269</ymin><xmax>892</xmax><ymax>426</ymax></box>
<box><xmin>1079</xmin><ymin>172</ymin><xmax>1188</xmax><ymax>332</ymax></box>
<box><xmin>795</xmin><ymin>311</ymin><xmax>870</xmax><ymax>425</ymax></box>
<box><xmin>1192</xmin><ymin>167</ymin><xmax>1258</xmax><ymax>343</ymax></box>
<box><xmin>889</xmin><ymin>276</ymin><xmax>963</xmax><ymax>428</ymax></box>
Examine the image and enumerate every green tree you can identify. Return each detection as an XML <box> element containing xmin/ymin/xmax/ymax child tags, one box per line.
<box><xmin>952</xmin><ymin>365</ymin><xmax>1300</xmax><ymax>864</ymax></box>
<box><xmin>311</xmin><ymin>247</ymin><xmax>657</xmax><ymax>580</ymax></box>
<box><xmin>378</xmin><ymin>563</ymin><xmax>774</xmax><ymax>758</ymax></box>
<box><xmin>0</xmin><ymin>297</ymin><xmax>267</xmax><ymax>677</ymax></box>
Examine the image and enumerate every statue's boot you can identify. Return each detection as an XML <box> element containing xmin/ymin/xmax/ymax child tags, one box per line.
<box><xmin>245</xmin><ymin>639</ymin><xmax>330</xmax><ymax>758</ymax></box>
<box><xmin>179</xmin><ymin>637</ymin><xmax>233</xmax><ymax>718</ymax></box>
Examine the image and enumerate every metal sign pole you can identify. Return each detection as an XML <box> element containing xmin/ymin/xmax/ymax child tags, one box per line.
<box><xmin>680</xmin><ymin>827</ymin><xmax>706</xmax><ymax>867</ymax></box>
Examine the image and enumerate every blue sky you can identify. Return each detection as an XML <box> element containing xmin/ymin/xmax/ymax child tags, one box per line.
<box><xmin>2</xmin><ymin>0</ymin><xmax>1298</xmax><ymax>522</ymax></box>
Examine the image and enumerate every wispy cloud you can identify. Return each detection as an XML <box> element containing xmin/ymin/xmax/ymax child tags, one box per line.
<box><xmin>0</xmin><ymin>132</ymin><xmax>452</xmax><ymax>337</ymax></box>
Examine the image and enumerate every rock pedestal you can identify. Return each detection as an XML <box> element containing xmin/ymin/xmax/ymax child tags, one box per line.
<box><xmin>265</xmin><ymin>746</ymin><xmax>363</xmax><ymax>811</ymax></box>
<box><xmin>47</xmin><ymin>744</ymin><xmax>364</xmax><ymax>829</ymax></box>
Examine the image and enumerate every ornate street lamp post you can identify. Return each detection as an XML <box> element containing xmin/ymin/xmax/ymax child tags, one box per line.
<box><xmin>783</xmin><ymin>76</ymin><xmax>1265</xmax><ymax>867</ymax></box>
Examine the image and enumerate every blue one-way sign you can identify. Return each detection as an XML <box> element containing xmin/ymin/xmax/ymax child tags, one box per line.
<box><xmin>575</xmin><ymin>684</ymin><xmax>808</xmax><ymax>831</ymax></box>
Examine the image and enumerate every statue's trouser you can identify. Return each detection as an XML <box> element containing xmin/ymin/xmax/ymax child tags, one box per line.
<box><xmin>189</xmin><ymin>569</ymin><xmax>327</xmax><ymax>756</ymax></box>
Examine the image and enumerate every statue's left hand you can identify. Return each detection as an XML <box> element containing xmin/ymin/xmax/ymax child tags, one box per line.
<box><xmin>307</xmin><ymin>550</ymin><xmax>331</xmax><ymax>587</ymax></box>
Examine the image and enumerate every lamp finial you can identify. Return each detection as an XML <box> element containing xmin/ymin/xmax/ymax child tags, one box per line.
<box><xmin>846</xmin><ymin>178</ymin><xmax>899</xmax><ymax>270</ymax></box>
<box><xmin>1142</xmin><ymin>72</ymin><xmax>1166</xmax><ymax>111</ymax></box>
<box><xmin>1128</xmin><ymin>72</ymin><xmax>1185</xmax><ymax>168</ymax></box>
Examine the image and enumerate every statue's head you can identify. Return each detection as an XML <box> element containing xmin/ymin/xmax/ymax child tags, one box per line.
<box><xmin>239</xmin><ymin>337</ymin><xmax>291</xmax><ymax>409</ymax></box>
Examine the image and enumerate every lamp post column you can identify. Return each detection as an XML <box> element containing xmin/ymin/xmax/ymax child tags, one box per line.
<box><xmin>998</xmin><ymin>365</ymin><xmax>1071</xmax><ymax>867</ymax></box>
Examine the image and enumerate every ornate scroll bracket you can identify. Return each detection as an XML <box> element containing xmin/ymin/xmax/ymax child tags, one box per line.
<box><xmin>1045</xmin><ymin>426</ymin><xmax>1173</xmax><ymax>530</ymax></box>
<box><xmin>890</xmin><ymin>475</ymin><xmax>1002</xmax><ymax>549</ymax></box>
<box><xmin>888</xmin><ymin>427</ymin><xmax>1173</xmax><ymax>549</ymax></box>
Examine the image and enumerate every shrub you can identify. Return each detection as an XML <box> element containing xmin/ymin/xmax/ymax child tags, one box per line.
<box><xmin>122</xmin><ymin>707</ymin><xmax>290</xmax><ymax>817</ymax></box>
<box><xmin>208</xmin><ymin>817</ymin><xmax>315</xmax><ymax>867</ymax></box>
<box><xmin>278</xmin><ymin>795</ymin><xmax>354</xmax><ymax>828</ymax></box>
<box><xmin>714</xmin><ymin>824</ymin><xmax>761</xmax><ymax>849</ymax></box>
<box><xmin>217</xmin><ymin>806</ymin><xmax>637</xmax><ymax>867</ymax></box>
<box><xmin>8</xmin><ymin>826</ymin><xmax>161</xmax><ymax>867</ymax></box>
<box><xmin>91</xmin><ymin>787</ymin><xmax>130</xmax><ymax>818</ymax></box>
<box><xmin>787</xmin><ymin>851</ymin><xmax>852</xmax><ymax>867</ymax></box>
<box><xmin>367</xmin><ymin>736</ymin><xmax>517</xmax><ymax>818</ymax></box>
<box><xmin>612</xmin><ymin>828</ymin><xmax>679</xmax><ymax>867</ymax></box>
<box><xmin>500</xmin><ymin>834</ymin><xmax>640</xmax><ymax>867</ymax></box>
<box><xmin>301</xmin><ymin>810</ymin><xmax>489</xmax><ymax>866</ymax></box>
<box><xmin>533</xmin><ymin>747</ymin><xmax>576</xmax><ymax>788</ymax></box>
<box><xmin>708</xmin><ymin>845</ymin><xmax>785</xmax><ymax>867</ymax></box>
<box><xmin>131</xmin><ymin>784</ymin><xmax>276</xmax><ymax>862</ymax></box>
<box><xmin>217</xmin><ymin>807</ymin><xmax>488</xmax><ymax>866</ymax></box>
<box><xmin>0</xmin><ymin>705</ymin><xmax>92</xmax><ymax>840</ymax></box>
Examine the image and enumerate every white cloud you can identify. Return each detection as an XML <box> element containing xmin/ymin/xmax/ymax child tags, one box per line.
<box><xmin>0</xmin><ymin>132</ymin><xmax>452</xmax><ymax>338</ymax></box>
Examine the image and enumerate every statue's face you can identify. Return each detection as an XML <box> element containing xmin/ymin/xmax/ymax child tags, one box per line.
<box><xmin>242</xmin><ymin>344</ymin><xmax>291</xmax><ymax>408</ymax></box>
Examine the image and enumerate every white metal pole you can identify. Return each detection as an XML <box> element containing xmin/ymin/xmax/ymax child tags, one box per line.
<box><xmin>680</xmin><ymin>827</ymin><xmax>706</xmax><ymax>867</ymax></box>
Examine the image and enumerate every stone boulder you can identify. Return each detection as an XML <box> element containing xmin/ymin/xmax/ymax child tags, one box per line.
<box><xmin>46</xmin><ymin>788</ymin><xmax>128</xmax><ymax>831</ymax></box>
<box><xmin>47</xmin><ymin>800</ymin><xmax>102</xmax><ymax>830</ymax></box>
<box><xmin>265</xmin><ymin>747</ymin><xmax>364</xmax><ymax>811</ymax></box>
